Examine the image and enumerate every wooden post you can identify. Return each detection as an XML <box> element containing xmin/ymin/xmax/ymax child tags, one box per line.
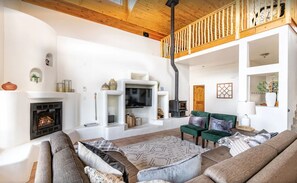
<box><xmin>231</xmin><ymin>4</ymin><xmax>234</xmax><ymax>35</ymax></box>
<box><xmin>286</xmin><ymin>0</ymin><xmax>292</xmax><ymax>23</ymax></box>
<box><xmin>235</xmin><ymin>0</ymin><xmax>240</xmax><ymax>39</ymax></box>
<box><xmin>188</xmin><ymin>25</ymin><xmax>191</xmax><ymax>54</ymax></box>
<box><xmin>222</xmin><ymin>9</ymin><xmax>225</xmax><ymax>37</ymax></box>
<box><xmin>215</xmin><ymin>13</ymin><xmax>217</xmax><ymax>40</ymax></box>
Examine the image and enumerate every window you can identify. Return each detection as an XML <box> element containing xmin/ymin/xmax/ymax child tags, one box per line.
<box><xmin>109</xmin><ymin>0</ymin><xmax>123</xmax><ymax>5</ymax></box>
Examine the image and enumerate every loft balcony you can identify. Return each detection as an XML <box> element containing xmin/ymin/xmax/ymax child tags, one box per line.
<box><xmin>161</xmin><ymin>0</ymin><xmax>297</xmax><ymax>59</ymax></box>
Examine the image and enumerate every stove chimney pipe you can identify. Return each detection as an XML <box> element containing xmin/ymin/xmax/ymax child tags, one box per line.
<box><xmin>166</xmin><ymin>0</ymin><xmax>179</xmax><ymax>101</ymax></box>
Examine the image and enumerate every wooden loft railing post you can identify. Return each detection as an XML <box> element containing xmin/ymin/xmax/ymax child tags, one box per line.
<box><xmin>286</xmin><ymin>0</ymin><xmax>292</xmax><ymax>23</ymax></box>
<box><xmin>188</xmin><ymin>25</ymin><xmax>192</xmax><ymax>54</ymax></box>
<box><xmin>235</xmin><ymin>0</ymin><xmax>241</xmax><ymax>39</ymax></box>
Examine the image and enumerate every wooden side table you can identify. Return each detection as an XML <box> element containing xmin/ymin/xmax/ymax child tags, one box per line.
<box><xmin>231</xmin><ymin>127</ymin><xmax>258</xmax><ymax>136</ymax></box>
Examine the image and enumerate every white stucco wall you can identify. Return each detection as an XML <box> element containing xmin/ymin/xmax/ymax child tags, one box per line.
<box><xmin>17</xmin><ymin>2</ymin><xmax>189</xmax><ymax>124</ymax></box>
<box><xmin>287</xmin><ymin>27</ymin><xmax>297</xmax><ymax>129</ymax></box>
<box><xmin>0</xmin><ymin>0</ymin><xmax>3</xmax><ymax>85</ymax></box>
<box><xmin>189</xmin><ymin>63</ymin><xmax>239</xmax><ymax>115</ymax></box>
<box><xmin>4</xmin><ymin>8</ymin><xmax>57</xmax><ymax>91</ymax></box>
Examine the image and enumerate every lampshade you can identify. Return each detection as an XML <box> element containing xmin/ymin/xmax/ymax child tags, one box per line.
<box><xmin>237</xmin><ymin>101</ymin><xmax>256</xmax><ymax>115</ymax></box>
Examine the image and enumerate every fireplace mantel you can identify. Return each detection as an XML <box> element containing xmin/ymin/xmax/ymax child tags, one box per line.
<box><xmin>26</xmin><ymin>91</ymin><xmax>67</xmax><ymax>99</ymax></box>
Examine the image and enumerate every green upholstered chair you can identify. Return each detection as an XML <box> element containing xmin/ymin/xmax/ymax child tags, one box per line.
<box><xmin>180</xmin><ymin>111</ymin><xmax>210</xmax><ymax>145</ymax></box>
<box><xmin>201</xmin><ymin>113</ymin><xmax>237</xmax><ymax>148</ymax></box>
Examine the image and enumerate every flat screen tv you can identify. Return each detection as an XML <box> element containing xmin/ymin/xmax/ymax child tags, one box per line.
<box><xmin>125</xmin><ymin>88</ymin><xmax>152</xmax><ymax>108</ymax></box>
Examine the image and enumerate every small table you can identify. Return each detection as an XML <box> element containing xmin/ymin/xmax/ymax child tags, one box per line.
<box><xmin>231</xmin><ymin>127</ymin><xmax>258</xmax><ymax>136</ymax></box>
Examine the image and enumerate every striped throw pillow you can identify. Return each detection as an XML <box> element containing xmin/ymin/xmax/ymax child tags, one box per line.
<box><xmin>230</xmin><ymin>138</ymin><xmax>251</xmax><ymax>157</ymax></box>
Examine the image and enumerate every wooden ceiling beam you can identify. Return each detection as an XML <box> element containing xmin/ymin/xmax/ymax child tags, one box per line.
<box><xmin>22</xmin><ymin>0</ymin><xmax>165</xmax><ymax>40</ymax></box>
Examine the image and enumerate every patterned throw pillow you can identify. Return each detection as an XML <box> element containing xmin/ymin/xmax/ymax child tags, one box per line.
<box><xmin>84</xmin><ymin>166</ymin><xmax>124</xmax><ymax>183</ymax></box>
<box><xmin>229</xmin><ymin>138</ymin><xmax>251</xmax><ymax>157</ymax></box>
<box><xmin>77</xmin><ymin>142</ymin><xmax>123</xmax><ymax>176</ymax></box>
<box><xmin>209</xmin><ymin>117</ymin><xmax>233</xmax><ymax>133</ymax></box>
<box><xmin>247</xmin><ymin>133</ymin><xmax>271</xmax><ymax>147</ymax></box>
<box><xmin>82</xmin><ymin>142</ymin><xmax>128</xmax><ymax>183</ymax></box>
<box><xmin>188</xmin><ymin>116</ymin><xmax>206</xmax><ymax>128</ymax></box>
<box><xmin>218</xmin><ymin>132</ymin><xmax>250</xmax><ymax>148</ymax></box>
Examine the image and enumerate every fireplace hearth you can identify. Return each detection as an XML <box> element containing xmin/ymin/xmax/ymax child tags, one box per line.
<box><xmin>30</xmin><ymin>102</ymin><xmax>62</xmax><ymax>140</ymax></box>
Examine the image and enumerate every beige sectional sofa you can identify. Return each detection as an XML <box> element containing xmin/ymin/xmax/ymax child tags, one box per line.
<box><xmin>187</xmin><ymin>130</ymin><xmax>297</xmax><ymax>183</ymax></box>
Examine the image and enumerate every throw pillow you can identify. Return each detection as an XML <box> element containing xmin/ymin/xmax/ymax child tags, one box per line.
<box><xmin>209</xmin><ymin>117</ymin><xmax>233</xmax><ymax>133</ymax></box>
<box><xmin>77</xmin><ymin>142</ymin><xmax>123</xmax><ymax>176</ymax></box>
<box><xmin>217</xmin><ymin>132</ymin><xmax>250</xmax><ymax>148</ymax></box>
<box><xmin>81</xmin><ymin>142</ymin><xmax>128</xmax><ymax>183</ymax></box>
<box><xmin>247</xmin><ymin>133</ymin><xmax>271</xmax><ymax>147</ymax></box>
<box><xmin>229</xmin><ymin>138</ymin><xmax>251</xmax><ymax>157</ymax></box>
<box><xmin>84</xmin><ymin>166</ymin><xmax>124</xmax><ymax>183</ymax></box>
<box><xmin>188</xmin><ymin>116</ymin><xmax>206</xmax><ymax>128</ymax></box>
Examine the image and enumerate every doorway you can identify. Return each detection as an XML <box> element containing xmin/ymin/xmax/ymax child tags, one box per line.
<box><xmin>193</xmin><ymin>85</ymin><xmax>205</xmax><ymax>111</ymax></box>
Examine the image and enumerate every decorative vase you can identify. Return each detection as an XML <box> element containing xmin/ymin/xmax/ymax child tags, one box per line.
<box><xmin>109</xmin><ymin>78</ymin><xmax>117</xmax><ymax>90</ymax></box>
<box><xmin>1</xmin><ymin>82</ymin><xmax>17</xmax><ymax>90</ymax></box>
<box><xmin>265</xmin><ymin>92</ymin><xmax>276</xmax><ymax>107</ymax></box>
<box><xmin>101</xmin><ymin>83</ymin><xmax>109</xmax><ymax>90</ymax></box>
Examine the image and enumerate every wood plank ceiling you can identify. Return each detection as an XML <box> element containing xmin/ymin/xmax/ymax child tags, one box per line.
<box><xmin>22</xmin><ymin>0</ymin><xmax>233</xmax><ymax>40</ymax></box>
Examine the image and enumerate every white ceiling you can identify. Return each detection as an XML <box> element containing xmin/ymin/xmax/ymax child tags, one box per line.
<box><xmin>176</xmin><ymin>45</ymin><xmax>239</xmax><ymax>67</ymax></box>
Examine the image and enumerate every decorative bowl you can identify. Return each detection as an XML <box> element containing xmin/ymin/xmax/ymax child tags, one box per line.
<box><xmin>1</xmin><ymin>82</ymin><xmax>17</xmax><ymax>90</ymax></box>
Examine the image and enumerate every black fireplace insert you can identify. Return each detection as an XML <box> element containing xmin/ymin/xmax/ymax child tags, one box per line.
<box><xmin>30</xmin><ymin>102</ymin><xmax>62</xmax><ymax>140</ymax></box>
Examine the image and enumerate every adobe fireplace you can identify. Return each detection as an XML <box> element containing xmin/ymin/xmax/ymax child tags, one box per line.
<box><xmin>30</xmin><ymin>102</ymin><xmax>62</xmax><ymax>140</ymax></box>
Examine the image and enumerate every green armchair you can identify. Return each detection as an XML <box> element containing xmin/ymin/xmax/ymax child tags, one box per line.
<box><xmin>201</xmin><ymin>113</ymin><xmax>237</xmax><ymax>148</ymax></box>
<box><xmin>180</xmin><ymin>111</ymin><xmax>210</xmax><ymax>145</ymax></box>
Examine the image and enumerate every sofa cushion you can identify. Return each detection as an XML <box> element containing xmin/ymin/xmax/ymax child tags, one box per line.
<box><xmin>247</xmin><ymin>139</ymin><xmax>297</xmax><ymax>183</ymax></box>
<box><xmin>77</xmin><ymin>142</ymin><xmax>122</xmax><ymax>176</ymax></box>
<box><xmin>137</xmin><ymin>154</ymin><xmax>201</xmax><ymax>183</ymax></box>
<box><xmin>204</xmin><ymin>144</ymin><xmax>277</xmax><ymax>183</ymax></box>
<box><xmin>264</xmin><ymin>130</ymin><xmax>297</xmax><ymax>153</ymax></box>
<box><xmin>185</xmin><ymin>174</ymin><xmax>215</xmax><ymax>183</ymax></box>
<box><xmin>50</xmin><ymin>131</ymin><xmax>75</xmax><ymax>154</ymax></box>
<box><xmin>53</xmin><ymin>147</ymin><xmax>90</xmax><ymax>183</ymax></box>
<box><xmin>35</xmin><ymin>141</ymin><xmax>52</xmax><ymax>183</ymax></box>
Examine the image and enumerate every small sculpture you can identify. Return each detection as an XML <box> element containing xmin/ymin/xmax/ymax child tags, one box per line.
<box><xmin>101</xmin><ymin>83</ymin><xmax>110</xmax><ymax>90</ymax></box>
<box><xmin>109</xmin><ymin>78</ymin><xmax>117</xmax><ymax>90</ymax></box>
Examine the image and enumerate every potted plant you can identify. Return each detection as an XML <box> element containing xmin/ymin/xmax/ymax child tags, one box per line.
<box><xmin>257</xmin><ymin>80</ymin><xmax>278</xmax><ymax>107</ymax></box>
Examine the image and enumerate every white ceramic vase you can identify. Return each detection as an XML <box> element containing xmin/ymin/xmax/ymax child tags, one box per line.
<box><xmin>265</xmin><ymin>92</ymin><xmax>276</xmax><ymax>107</ymax></box>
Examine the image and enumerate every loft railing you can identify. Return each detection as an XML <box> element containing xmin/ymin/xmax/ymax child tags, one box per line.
<box><xmin>161</xmin><ymin>0</ymin><xmax>296</xmax><ymax>58</ymax></box>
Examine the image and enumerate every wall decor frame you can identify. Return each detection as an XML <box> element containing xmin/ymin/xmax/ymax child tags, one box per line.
<box><xmin>217</xmin><ymin>83</ymin><xmax>233</xmax><ymax>99</ymax></box>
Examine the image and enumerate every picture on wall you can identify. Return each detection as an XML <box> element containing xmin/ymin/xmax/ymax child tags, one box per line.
<box><xmin>217</xmin><ymin>83</ymin><xmax>233</xmax><ymax>99</ymax></box>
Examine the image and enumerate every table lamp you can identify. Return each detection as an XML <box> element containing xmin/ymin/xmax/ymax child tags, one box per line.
<box><xmin>237</xmin><ymin>101</ymin><xmax>256</xmax><ymax>127</ymax></box>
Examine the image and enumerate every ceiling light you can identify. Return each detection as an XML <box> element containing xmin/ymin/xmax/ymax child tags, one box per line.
<box><xmin>260</xmin><ymin>53</ymin><xmax>270</xmax><ymax>58</ymax></box>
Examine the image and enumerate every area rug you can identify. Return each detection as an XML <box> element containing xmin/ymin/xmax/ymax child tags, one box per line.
<box><xmin>120</xmin><ymin>136</ymin><xmax>209</xmax><ymax>170</ymax></box>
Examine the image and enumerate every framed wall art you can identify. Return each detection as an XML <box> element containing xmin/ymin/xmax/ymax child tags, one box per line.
<box><xmin>217</xmin><ymin>83</ymin><xmax>233</xmax><ymax>99</ymax></box>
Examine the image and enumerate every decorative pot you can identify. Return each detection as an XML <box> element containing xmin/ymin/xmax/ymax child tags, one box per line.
<box><xmin>1</xmin><ymin>82</ymin><xmax>17</xmax><ymax>90</ymax></box>
<box><xmin>265</xmin><ymin>92</ymin><xmax>276</xmax><ymax>107</ymax></box>
<box><xmin>109</xmin><ymin>78</ymin><xmax>117</xmax><ymax>90</ymax></box>
<box><xmin>101</xmin><ymin>83</ymin><xmax>109</xmax><ymax>90</ymax></box>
